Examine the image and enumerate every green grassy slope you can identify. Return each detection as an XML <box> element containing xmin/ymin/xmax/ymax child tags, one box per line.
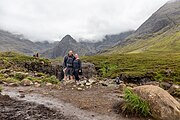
<box><xmin>82</xmin><ymin>52</ymin><xmax>180</xmax><ymax>85</ymax></box>
<box><xmin>106</xmin><ymin>25</ymin><xmax>180</xmax><ymax>54</ymax></box>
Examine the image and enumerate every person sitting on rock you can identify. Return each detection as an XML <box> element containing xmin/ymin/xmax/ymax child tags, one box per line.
<box><xmin>63</xmin><ymin>50</ymin><xmax>75</xmax><ymax>81</ymax></box>
<box><xmin>73</xmin><ymin>54</ymin><xmax>82</xmax><ymax>85</ymax></box>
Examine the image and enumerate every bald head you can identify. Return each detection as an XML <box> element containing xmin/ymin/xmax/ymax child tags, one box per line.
<box><xmin>68</xmin><ymin>50</ymin><xmax>73</xmax><ymax>56</ymax></box>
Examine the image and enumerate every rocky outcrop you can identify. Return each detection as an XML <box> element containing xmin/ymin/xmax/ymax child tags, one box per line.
<box><xmin>24</xmin><ymin>61</ymin><xmax>96</xmax><ymax>80</ymax></box>
<box><xmin>133</xmin><ymin>85</ymin><xmax>180</xmax><ymax>120</ymax></box>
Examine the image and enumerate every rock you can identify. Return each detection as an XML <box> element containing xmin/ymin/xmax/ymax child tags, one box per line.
<box><xmin>144</xmin><ymin>81</ymin><xmax>159</xmax><ymax>86</ymax></box>
<box><xmin>88</xmin><ymin>78</ymin><xmax>96</xmax><ymax>84</ymax></box>
<box><xmin>4</xmin><ymin>74</ymin><xmax>9</xmax><ymax>78</ymax></box>
<box><xmin>160</xmin><ymin>82</ymin><xmax>172</xmax><ymax>90</ymax></box>
<box><xmin>119</xmin><ymin>84</ymin><xmax>126</xmax><ymax>91</ymax></box>
<box><xmin>34</xmin><ymin>82</ymin><xmax>41</xmax><ymax>87</ymax></box>
<box><xmin>80</xmin><ymin>80</ymin><xmax>87</xmax><ymax>85</ymax></box>
<box><xmin>0</xmin><ymin>69</ymin><xmax>11</xmax><ymax>74</ymax></box>
<box><xmin>46</xmin><ymin>83</ymin><xmax>52</xmax><ymax>86</ymax></box>
<box><xmin>126</xmin><ymin>83</ymin><xmax>137</xmax><ymax>88</ymax></box>
<box><xmin>21</xmin><ymin>79</ymin><xmax>33</xmax><ymax>86</ymax></box>
<box><xmin>8</xmin><ymin>83</ymin><xmax>19</xmax><ymax>87</ymax></box>
<box><xmin>86</xmin><ymin>82</ymin><xmax>92</xmax><ymax>86</ymax></box>
<box><xmin>19</xmin><ymin>94</ymin><xmax>25</xmax><ymax>98</ymax></box>
<box><xmin>77</xmin><ymin>87</ymin><xmax>83</xmax><ymax>91</ymax></box>
<box><xmin>133</xmin><ymin>85</ymin><xmax>180</xmax><ymax>120</ymax></box>
<box><xmin>168</xmin><ymin>84</ymin><xmax>180</xmax><ymax>97</ymax></box>
<box><xmin>82</xmin><ymin>63</ymin><xmax>96</xmax><ymax>79</ymax></box>
<box><xmin>99</xmin><ymin>81</ymin><xmax>108</xmax><ymax>86</ymax></box>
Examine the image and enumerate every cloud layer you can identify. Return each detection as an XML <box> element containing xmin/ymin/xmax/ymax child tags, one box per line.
<box><xmin>0</xmin><ymin>0</ymin><xmax>169</xmax><ymax>41</ymax></box>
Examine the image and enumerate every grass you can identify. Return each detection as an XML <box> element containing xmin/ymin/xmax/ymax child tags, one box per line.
<box><xmin>82</xmin><ymin>52</ymin><xmax>180</xmax><ymax>84</ymax></box>
<box><xmin>122</xmin><ymin>88</ymin><xmax>151</xmax><ymax>117</ymax></box>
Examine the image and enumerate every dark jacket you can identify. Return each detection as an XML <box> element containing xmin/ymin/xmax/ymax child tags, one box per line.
<box><xmin>63</xmin><ymin>55</ymin><xmax>75</xmax><ymax>68</ymax></box>
<box><xmin>73</xmin><ymin>59</ymin><xmax>82</xmax><ymax>70</ymax></box>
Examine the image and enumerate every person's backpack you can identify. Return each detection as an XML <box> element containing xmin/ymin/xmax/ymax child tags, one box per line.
<box><xmin>66</xmin><ymin>56</ymin><xmax>74</xmax><ymax>67</ymax></box>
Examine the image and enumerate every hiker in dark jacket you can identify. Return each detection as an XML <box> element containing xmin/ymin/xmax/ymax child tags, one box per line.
<box><xmin>63</xmin><ymin>50</ymin><xmax>75</xmax><ymax>81</ymax></box>
<box><xmin>73</xmin><ymin>54</ymin><xmax>82</xmax><ymax>84</ymax></box>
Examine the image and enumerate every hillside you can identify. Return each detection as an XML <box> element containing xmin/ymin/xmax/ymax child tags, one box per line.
<box><xmin>104</xmin><ymin>0</ymin><xmax>180</xmax><ymax>54</ymax></box>
<box><xmin>0</xmin><ymin>29</ymin><xmax>55</xmax><ymax>55</ymax></box>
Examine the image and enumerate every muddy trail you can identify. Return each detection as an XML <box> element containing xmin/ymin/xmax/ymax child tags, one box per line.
<box><xmin>1</xmin><ymin>85</ymin><xmax>152</xmax><ymax>120</ymax></box>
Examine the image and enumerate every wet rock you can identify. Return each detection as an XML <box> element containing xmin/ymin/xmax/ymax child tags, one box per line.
<box><xmin>133</xmin><ymin>85</ymin><xmax>180</xmax><ymax>120</ymax></box>
<box><xmin>21</xmin><ymin>79</ymin><xmax>33</xmax><ymax>86</ymax></box>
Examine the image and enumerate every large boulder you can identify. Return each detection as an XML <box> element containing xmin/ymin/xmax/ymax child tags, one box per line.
<box><xmin>132</xmin><ymin>85</ymin><xmax>180</xmax><ymax>120</ymax></box>
<box><xmin>82</xmin><ymin>62</ymin><xmax>96</xmax><ymax>79</ymax></box>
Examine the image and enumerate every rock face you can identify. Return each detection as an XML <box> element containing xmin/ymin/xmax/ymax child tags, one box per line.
<box><xmin>133</xmin><ymin>85</ymin><xmax>180</xmax><ymax>120</ymax></box>
<box><xmin>135</xmin><ymin>0</ymin><xmax>180</xmax><ymax>37</ymax></box>
<box><xmin>82</xmin><ymin>63</ymin><xmax>96</xmax><ymax>79</ymax></box>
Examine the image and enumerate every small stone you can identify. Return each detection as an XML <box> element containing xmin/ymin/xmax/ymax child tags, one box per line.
<box><xmin>8</xmin><ymin>83</ymin><xmax>19</xmax><ymax>87</ymax></box>
<box><xmin>35</xmin><ymin>83</ymin><xmax>41</xmax><ymax>87</ymax></box>
<box><xmin>19</xmin><ymin>94</ymin><xmax>25</xmax><ymax>98</ymax></box>
<box><xmin>77</xmin><ymin>87</ymin><xmax>83</xmax><ymax>91</ymax></box>
<box><xmin>46</xmin><ymin>83</ymin><xmax>52</xmax><ymax>86</ymax></box>
<box><xmin>86</xmin><ymin>82</ymin><xmax>92</xmax><ymax>86</ymax></box>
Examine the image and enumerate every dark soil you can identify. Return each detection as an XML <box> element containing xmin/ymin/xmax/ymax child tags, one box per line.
<box><xmin>0</xmin><ymin>94</ymin><xmax>78</xmax><ymax>120</ymax></box>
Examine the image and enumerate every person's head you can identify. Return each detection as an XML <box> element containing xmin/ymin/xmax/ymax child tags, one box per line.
<box><xmin>74</xmin><ymin>54</ymin><xmax>79</xmax><ymax>59</ymax></box>
<box><xmin>68</xmin><ymin>50</ymin><xmax>73</xmax><ymax>56</ymax></box>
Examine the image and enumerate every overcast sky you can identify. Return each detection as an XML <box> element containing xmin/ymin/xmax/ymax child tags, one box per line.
<box><xmin>0</xmin><ymin>0</ymin><xmax>169</xmax><ymax>41</ymax></box>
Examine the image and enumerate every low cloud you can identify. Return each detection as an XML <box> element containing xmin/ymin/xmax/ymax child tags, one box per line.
<box><xmin>0</xmin><ymin>0</ymin><xmax>169</xmax><ymax>41</ymax></box>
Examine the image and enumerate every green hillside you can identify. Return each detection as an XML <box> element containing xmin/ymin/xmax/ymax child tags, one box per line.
<box><xmin>105</xmin><ymin>25</ymin><xmax>180</xmax><ymax>54</ymax></box>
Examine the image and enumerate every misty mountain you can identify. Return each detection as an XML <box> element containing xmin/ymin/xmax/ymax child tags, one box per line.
<box><xmin>0</xmin><ymin>29</ymin><xmax>55</xmax><ymax>55</ymax></box>
<box><xmin>42</xmin><ymin>31</ymin><xmax>134</xmax><ymax>58</ymax></box>
<box><xmin>134</xmin><ymin>0</ymin><xmax>180</xmax><ymax>37</ymax></box>
<box><xmin>42</xmin><ymin>35</ymin><xmax>95</xmax><ymax>58</ymax></box>
<box><xmin>104</xmin><ymin>0</ymin><xmax>180</xmax><ymax>54</ymax></box>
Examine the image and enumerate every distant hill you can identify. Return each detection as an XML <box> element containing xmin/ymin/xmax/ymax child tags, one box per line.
<box><xmin>42</xmin><ymin>31</ymin><xmax>134</xmax><ymax>58</ymax></box>
<box><xmin>42</xmin><ymin>35</ymin><xmax>94</xmax><ymax>58</ymax></box>
<box><xmin>0</xmin><ymin>29</ymin><xmax>55</xmax><ymax>55</ymax></box>
<box><xmin>104</xmin><ymin>0</ymin><xmax>180</xmax><ymax>54</ymax></box>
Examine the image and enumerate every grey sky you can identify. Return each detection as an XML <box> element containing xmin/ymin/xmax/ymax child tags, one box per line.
<box><xmin>0</xmin><ymin>0</ymin><xmax>169</xmax><ymax>41</ymax></box>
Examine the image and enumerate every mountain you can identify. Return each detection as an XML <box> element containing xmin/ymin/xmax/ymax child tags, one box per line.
<box><xmin>43</xmin><ymin>31</ymin><xmax>134</xmax><ymax>58</ymax></box>
<box><xmin>0</xmin><ymin>29</ymin><xmax>55</xmax><ymax>55</ymax></box>
<box><xmin>93</xmin><ymin>31</ymin><xmax>134</xmax><ymax>52</ymax></box>
<box><xmin>104</xmin><ymin>0</ymin><xmax>180</xmax><ymax>54</ymax></box>
<box><xmin>42</xmin><ymin>35</ymin><xmax>95</xmax><ymax>58</ymax></box>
